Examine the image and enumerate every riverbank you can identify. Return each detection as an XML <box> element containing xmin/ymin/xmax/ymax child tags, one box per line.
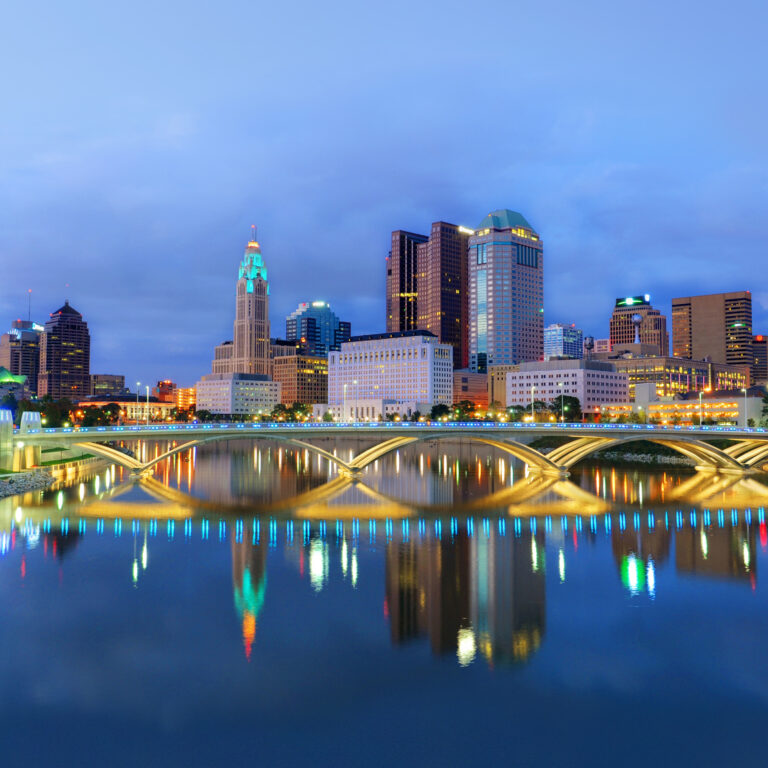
<box><xmin>0</xmin><ymin>469</ymin><xmax>55</xmax><ymax>499</ymax></box>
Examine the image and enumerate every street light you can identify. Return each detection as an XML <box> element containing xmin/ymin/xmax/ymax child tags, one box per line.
<box><xmin>558</xmin><ymin>382</ymin><xmax>564</xmax><ymax>422</ymax></box>
<box><xmin>136</xmin><ymin>381</ymin><xmax>140</xmax><ymax>425</ymax></box>
<box><xmin>530</xmin><ymin>385</ymin><xmax>536</xmax><ymax>422</ymax></box>
<box><xmin>145</xmin><ymin>385</ymin><xmax>150</xmax><ymax>426</ymax></box>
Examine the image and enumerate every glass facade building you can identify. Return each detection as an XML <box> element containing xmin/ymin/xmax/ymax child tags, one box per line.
<box><xmin>544</xmin><ymin>323</ymin><xmax>583</xmax><ymax>360</ymax></box>
<box><xmin>468</xmin><ymin>209</ymin><xmax>544</xmax><ymax>372</ymax></box>
<box><xmin>285</xmin><ymin>301</ymin><xmax>350</xmax><ymax>357</ymax></box>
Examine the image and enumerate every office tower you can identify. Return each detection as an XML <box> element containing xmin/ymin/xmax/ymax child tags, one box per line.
<box><xmin>753</xmin><ymin>335</ymin><xmax>767</xmax><ymax>384</ymax></box>
<box><xmin>386</xmin><ymin>230</ymin><xmax>428</xmax><ymax>333</ymax></box>
<box><xmin>212</xmin><ymin>231</ymin><xmax>271</xmax><ymax>376</ymax></box>
<box><xmin>452</xmin><ymin>370</ymin><xmax>488</xmax><ymax>407</ymax></box>
<box><xmin>90</xmin><ymin>374</ymin><xmax>127</xmax><ymax>397</ymax></box>
<box><xmin>671</xmin><ymin>291</ymin><xmax>753</xmax><ymax>369</ymax></box>
<box><xmin>0</xmin><ymin>319</ymin><xmax>43</xmax><ymax>394</ymax></box>
<box><xmin>416</xmin><ymin>222</ymin><xmax>471</xmax><ymax>369</ymax></box>
<box><xmin>544</xmin><ymin>323</ymin><xmax>583</xmax><ymax>360</ymax></box>
<box><xmin>153</xmin><ymin>379</ymin><xmax>176</xmax><ymax>402</ymax></box>
<box><xmin>38</xmin><ymin>301</ymin><xmax>91</xmax><ymax>400</ymax></box>
<box><xmin>272</xmin><ymin>352</ymin><xmax>328</xmax><ymax>405</ymax></box>
<box><xmin>285</xmin><ymin>301</ymin><xmax>350</xmax><ymax>357</ymax></box>
<box><xmin>609</xmin><ymin>295</ymin><xmax>668</xmax><ymax>354</ymax></box>
<box><xmin>468</xmin><ymin>209</ymin><xmax>544</xmax><ymax>372</ymax></box>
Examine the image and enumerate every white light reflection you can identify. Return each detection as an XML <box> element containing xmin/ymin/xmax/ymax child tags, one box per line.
<box><xmin>558</xmin><ymin>548</ymin><xmax>565</xmax><ymax>582</ymax></box>
<box><xmin>647</xmin><ymin>559</ymin><xmax>656</xmax><ymax>598</ymax></box>
<box><xmin>457</xmin><ymin>627</ymin><xmax>476</xmax><ymax>667</ymax></box>
<box><xmin>309</xmin><ymin>539</ymin><xmax>328</xmax><ymax>592</ymax></box>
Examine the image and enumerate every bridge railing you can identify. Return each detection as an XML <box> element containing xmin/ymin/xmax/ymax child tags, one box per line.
<box><xmin>12</xmin><ymin>421</ymin><xmax>768</xmax><ymax>436</ymax></box>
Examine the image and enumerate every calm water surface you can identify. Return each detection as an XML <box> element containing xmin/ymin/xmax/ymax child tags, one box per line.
<box><xmin>1</xmin><ymin>439</ymin><xmax>767</xmax><ymax>767</ymax></box>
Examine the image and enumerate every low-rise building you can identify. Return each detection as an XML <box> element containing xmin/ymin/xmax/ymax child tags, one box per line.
<box><xmin>328</xmin><ymin>331</ymin><xmax>453</xmax><ymax>410</ymax></box>
<box><xmin>506</xmin><ymin>360</ymin><xmax>628</xmax><ymax>411</ymax></box>
<box><xmin>487</xmin><ymin>364</ymin><xmax>519</xmax><ymax>407</ymax></box>
<box><xmin>312</xmin><ymin>399</ymin><xmax>429</xmax><ymax>421</ymax></box>
<box><xmin>600</xmin><ymin>387</ymin><xmax>765</xmax><ymax>426</ymax></box>
<box><xmin>175</xmin><ymin>387</ymin><xmax>196</xmax><ymax>412</ymax></box>
<box><xmin>75</xmin><ymin>395</ymin><xmax>176</xmax><ymax>423</ymax></box>
<box><xmin>195</xmin><ymin>373</ymin><xmax>281</xmax><ymax>416</ymax></box>
<box><xmin>607</xmin><ymin>355</ymin><xmax>750</xmax><ymax>400</ymax></box>
<box><xmin>452</xmin><ymin>369</ymin><xmax>488</xmax><ymax>407</ymax></box>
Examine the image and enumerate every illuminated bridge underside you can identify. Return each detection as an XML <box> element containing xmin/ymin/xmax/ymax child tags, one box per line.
<box><xmin>70</xmin><ymin>430</ymin><xmax>768</xmax><ymax>478</ymax></box>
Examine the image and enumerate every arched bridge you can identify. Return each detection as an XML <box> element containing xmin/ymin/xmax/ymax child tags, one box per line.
<box><xmin>5</xmin><ymin>420</ymin><xmax>768</xmax><ymax>477</ymax></box>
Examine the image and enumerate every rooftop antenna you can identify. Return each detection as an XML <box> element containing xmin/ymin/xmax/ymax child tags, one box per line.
<box><xmin>27</xmin><ymin>289</ymin><xmax>31</xmax><ymax>321</ymax></box>
<box><xmin>251</xmin><ymin>224</ymin><xmax>257</xmax><ymax>243</ymax></box>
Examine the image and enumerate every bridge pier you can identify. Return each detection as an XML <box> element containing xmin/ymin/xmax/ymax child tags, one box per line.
<box><xmin>0</xmin><ymin>410</ymin><xmax>12</xmax><ymax>472</ymax></box>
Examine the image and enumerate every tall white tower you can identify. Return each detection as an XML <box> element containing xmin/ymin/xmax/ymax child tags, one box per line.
<box><xmin>212</xmin><ymin>227</ymin><xmax>271</xmax><ymax>376</ymax></box>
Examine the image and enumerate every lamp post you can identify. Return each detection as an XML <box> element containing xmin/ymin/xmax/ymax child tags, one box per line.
<box><xmin>558</xmin><ymin>382</ymin><xmax>564</xmax><ymax>422</ymax></box>
<box><xmin>136</xmin><ymin>381</ymin><xmax>140</xmax><ymax>425</ymax></box>
<box><xmin>145</xmin><ymin>385</ymin><xmax>150</xmax><ymax>426</ymax></box>
<box><xmin>741</xmin><ymin>387</ymin><xmax>748</xmax><ymax>428</ymax></box>
<box><xmin>353</xmin><ymin>379</ymin><xmax>358</xmax><ymax>421</ymax></box>
<box><xmin>698</xmin><ymin>390</ymin><xmax>704</xmax><ymax>427</ymax></box>
<box><xmin>530</xmin><ymin>385</ymin><xmax>535</xmax><ymax>422</ymax></box>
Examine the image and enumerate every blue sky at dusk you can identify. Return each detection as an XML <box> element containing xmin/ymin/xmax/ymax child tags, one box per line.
<box><xmin>1</xmin><ymin>0</ymin><xmax>766</xmax><ymax>385</ymax></box>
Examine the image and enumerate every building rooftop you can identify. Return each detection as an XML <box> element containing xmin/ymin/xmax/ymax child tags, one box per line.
<box><xmin>476</xmin><ymin>209</ymin><xmax>535</xmax><ymax>232</ymax></box>
<box><xmin>51</xmin><ymin>300</ymin><xmax>82</xmax><ymax>317</ymax></box>
<box><xmin>347</xmin><ymin>330</ymin><xmax>437</xmax><ymax>343</ymax></box>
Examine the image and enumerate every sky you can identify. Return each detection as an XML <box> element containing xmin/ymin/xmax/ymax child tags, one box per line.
<box><xmin>1</xmin><ymin>0</ymin><xmax>766</xmax><ymax>386</ymax></box>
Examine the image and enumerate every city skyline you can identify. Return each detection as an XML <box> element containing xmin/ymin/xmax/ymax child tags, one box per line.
<box><xmin>1</xmin><ymin>0</ymin><xmax>766</xmax><ymax>385</ymax></box>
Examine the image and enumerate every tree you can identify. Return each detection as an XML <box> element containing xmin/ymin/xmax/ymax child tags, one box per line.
<box><xmin>271</xmin><ymin>403</ymin><xmax>292</xmax><ymax>421</ymax></box>
<box><xmin>103</xmin><ymin>402</ymin><xmax>122</xmax><ymax>424</ymax></box>
<box><xmin>762</xmin><ymin>392</ymin><xmax>768</xmax><ymax>426</ymax></box>
<box><xmin>322</xmin><ymin>410</ymin><xmax>334</xmax><ymax>422</ymax></box>
<box><xmin>506</xmin><ymin>404</ymin><xmax>527</xmax><ymax>422</ymax></box>
<box><xmin>548</xmin><ymin>395</ymin><xmax>582</xmax><ymax>422</ymax></box>
<box><xmin>195</xmin><ymin>409</ymin><xmax>214</xmax><ymax>423</ymax></box>
<box><xmin>0</xmin><ymin>393</ymin><xmax>18</xmax><ymax>420</ymax></box>
<box><xmin>291</xmin><ymin>402</ymin><xmax>311</xmax><ymax>421</ymax></box>
<box><xmin>452</xmin><ymin>400</ymin><xmax>476</xmax><ymax>420</ymax></box>
<box><xmin>430</xmin><ymin>404</ymin><xmax>451</xmax><ymax>420</ymax></box>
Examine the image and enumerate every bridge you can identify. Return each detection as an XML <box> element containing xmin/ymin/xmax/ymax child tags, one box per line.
<box><xmin>2</xmin><ymin>411</ymin><xmax>768</xmax><ymax>477</ymax></box>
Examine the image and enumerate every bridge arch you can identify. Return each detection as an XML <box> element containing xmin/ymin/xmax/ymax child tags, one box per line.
<box><xmin>548</xmin><ymin>435</ymin><xmax>746</xmax><ymax>472</ymax></box>
<box><xmin>76</xmin><ymin>434</ymin><xmax>357</xmax><ymax>476</ymax></box>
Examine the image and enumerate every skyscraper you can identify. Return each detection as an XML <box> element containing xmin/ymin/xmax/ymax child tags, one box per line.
<box><xmin>671</xmin><ymin>291</ymin><xmax>753</xmax><ymax>368</ymax></box>
<box><xmin>416</xmin><ymin>222</ymin><xmax>471</xmax><ymax>369</ymax></box>
<box><xmin>386</xmin><ymin>230</ymin><xmax>428</xmax><ymax>333</ymax></box>
<box><xmin>285</xmin><ymin>301</ymin><xmax>350</xmax><ymax>357</ymax></box>
<box><xmin>609</xmin><ymin>295</ymin><xmax>668</xmax><ymax>354</ymax></box>
<box><xmin>38</xmin><ymin>301</ymin><xmax>91</xmax><ymax>400</ymax></box>
<box><xmin>468</xmin><ymin>209</ymin><xmax>544</xmax><ymax>372</ymax></box>
<box><xmin>0</xmin><ymin>319</ymin><xmax>43</xmax><ymax>394</ymax></box>
<box><xmin>212</xmin><ymin>231</ymin><xmax>271</xmax><ymax>376</ymax></box>
<box><xmin>753</xmin><ymin>334</ymin><xmax>767</xmax><ymax>384</ymax></box>
<box><xmin>543</xmin><ymin>323</ymin><xmax>583</xmax><ymax>360</ymax></box>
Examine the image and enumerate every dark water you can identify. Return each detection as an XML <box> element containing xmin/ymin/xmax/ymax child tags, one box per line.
<box><xmin>1</xmin><ymin>440</ymin><xmax>767</xmax><ymax>767</ymax></box>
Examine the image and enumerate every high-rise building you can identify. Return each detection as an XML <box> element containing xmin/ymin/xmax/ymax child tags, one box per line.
<box><xmin>212</xmin><ymin>231</ymin><xmax>271</xmax><ymax>376</ymax></box>
<box><xmin>753</xmin><ymin>335</ymin><xmax>767</xmax><ymax>384</ymax></box>
<box><xmin>452</xmin><ymin>370</ymin><xmax>488</xmax><ymax>408</ymax></box>
<box><xmin>386</xmin><ymin>230</ymin><xmax>428</xmax><ymax>333</ymax></box>
<box><xmin>285</xmin><ymin>301</ymin><xmax>350</xmax><ymax>357</ymax></box>
<box><xmin>0</xmin><ymin>319</ymin><xmax>43</xmax><ymax>395</ymax></box>
<box><xmin>671</xmin><ymin>291</ymin><xmax>753</xmax><ymax>370</ymax></box>
<box><xmin>468</xmin><ymin>209</ymin><xmax>544</xmax><ymax>372</ymax></box>
<box><xmin>544</xmin><ymin>323</ymin><xmax>583</xmax><ymax>360</ymax></box>
<box><xmin>272</xmin><ymin>352</ymin><xmax>328</xmax><ymax>405</ymax></box>
<box><xmin>416</xmin><ymin>222</ymin><xmax>471</xmax><ymax>369</ymax></box>
<box><xmin>38</xmin><ymin>301</ymin><xmax>91</xmax><ymax>400</ymax></box>
<box><xmin>609</xmin><ymin>295</ymin><xmax>668</xmax><ymax>355</ymax></box>
<box><xmin>90</xmin><ymin>374</ymin><xmax>127</xmax><ymax>397</ymax></box>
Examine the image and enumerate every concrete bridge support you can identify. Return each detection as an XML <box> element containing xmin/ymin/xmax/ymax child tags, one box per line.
<box><xmin>0</xmin><ymin>410</ymin><xmax>12</xmax><ymax>472</ymax></box>
<box><xmin>18</xmin><ymin>412</ymin><xmax>42</xmax><ymax>469</ymax></box>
